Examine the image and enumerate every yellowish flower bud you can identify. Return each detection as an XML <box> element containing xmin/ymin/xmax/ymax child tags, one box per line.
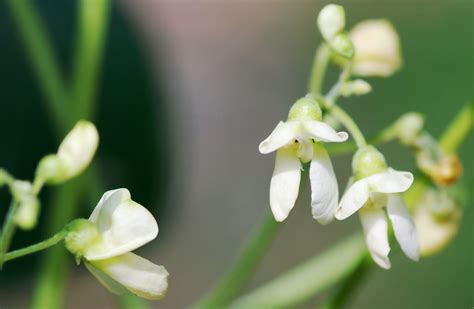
<box><xmin>340</xmin><ymin>79</ymin><xmax>372</xmax><ymax>97</ymax></box>
<box><xmin>349</xmin><ymin>19</ymin><xmax>402</xmax><ymax>77</ymax></box>
<box><xmin>352</xmin><ymin>146</ymin><xmax>387</xmax><ymax>180</ymax></box>
<box><xmin>288</xmin><ymin>96</ymin><xmax>323</xmax><ymax>121</ymax></box>
<box><xmin>11</xmin><ymin>180</ymin><xmax>40</xmax><ymax>230</ymax></box>
<box><xmin>317</xmin><ymin>4</ymin><xmax>345</xmax><ymax>42</ymax></box>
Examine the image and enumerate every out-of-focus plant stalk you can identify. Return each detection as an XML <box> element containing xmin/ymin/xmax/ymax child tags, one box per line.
<box><xmin>231</xmin><ymin>103</ymin><xmax>471</xmax><ymax>308</ymax></box>
<box><xmin>0</xmin><ymin>201</ymin><xmax>19</xmax><ymax>268</ymax></box>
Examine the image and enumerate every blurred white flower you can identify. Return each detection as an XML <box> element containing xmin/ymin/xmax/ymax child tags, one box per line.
<box><xmin>392</xmin><ymin>112</ymin><xmax>424</xmax><ymax>145</ymax></box>
<box><xmin>349</xmin><ymin>19</ymin><xmax>402</xmax><ymax>77</ymax></box>
<box><xmin>36</xmin><ymin>120</ymin><xmax>99</xmax><ymax>185</ymax></box>
<box><xmin>65</xmin><ymin>189</ymin><xmax>169</xmax><ymax>300</ymax></box>
<box><xmin>336</xmin><ymin>146</ymin><xmax>418</xmax><ymax>269</ymax></box>
<box><xmin>318</xmin><ymin>4</ymin><xmax>345</xmax><ymax>42</ymax></box>
<box><xmin>414</xmin><ymin>189</ymin><xmax>461</xmax><ymax>256</ymax></box>
<box><xmin>11</xmin><ymin>180</ymin><xmax>40</xmax><ymax>230</ymax></box>
<box><xmin>259</xmin><ymin>97</ymin><xmax>348</xmax><ymax>223</ymax></box>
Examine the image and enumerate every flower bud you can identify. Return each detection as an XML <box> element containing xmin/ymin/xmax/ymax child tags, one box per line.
<box><xmin>349</xmin><ymin>19</ymin><xmax>402</xmax><ymax>77</ymax></box>
<box><xmin>317</xmin><ymin>4</ymin><xmax>345</xmax><ymax>41</ymax></box>
<box><xmin>35</xmin><ymin>121</ymin><xmax>99</xmax><ymax>185</ymax></box>
<box><xmin>414</xmin><ymin>189</ymin><xmax>461</xmax><ymax>256</ymax></box>
<box><xmin>340</xmin><ymin>79</ymin><xmax>372</xmax><ymax>97</ymax></box>
<box><xmin>393</xmin><ymin>112</ymin><xmax>424</xmax><ymax>145</ymax></box>
<box><xmin>65</xmin><ymin>219</ymin><xmax>101</xmax><ymax>262</ymax></box>
<box><xmin>329</xmin><ymin>33</ymin><xmax>354</xmax><ymax>59</ymax></box>
<box><xmin>417</xmin><ymin>151</ymin><xmax>463</xmax><ymax>186</ymax></box>
<box><xmin>288</xmin><ymin>96</ymin><xmax>323</xmax><ymax>121</ymax></box>
<box><xmin>352</xmin><ymin>145</ymin><xmax>387</xmax><ymax>180</ymax></box>
<box><xmin>11</xmin><ymin>180</ymin><xmax>40</xmax><ymax>230</ymax></box>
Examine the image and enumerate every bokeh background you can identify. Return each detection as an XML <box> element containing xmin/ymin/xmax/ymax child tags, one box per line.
<box><xmin>0</xmin><ymin>0</ymin><xmax>472</xmax><ymax>308</ymax></box>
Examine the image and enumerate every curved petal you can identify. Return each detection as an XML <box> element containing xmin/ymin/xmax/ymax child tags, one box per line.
<box><xmin>368</xmin><ymin>168</ymin><xmax>414</xmax><ymax>194</ymax></box>
<box><xmin>90</xmin><ymin>253</ymin><xmax>169</xmax><ymax>300</ymax></box>
<box><xmin>336</xmin><ymin>169</ymin><xmax>413</xmax><ymax>220</ymax></box>
<box><xmin>270</xmin><ymin>148</ymin><xmax>301</xmax><ymax>222</ymax></box>
<box><xmin>310</xmin><ymin>144</ymin><xmax>338</xmax><ymax>224</ymax></box>
<box><xmin>302</xmin><ymin>120</ymin><xmax>348</xmax><ymax>143</ymax></box>
<box><xmin>387</xmin><ymin>194</ymin><xmax>419</xmax><ymax>261</ymax></box>
<box><xmin>85</xmin><ymin>262</ymin><xmax>129</xmax><ymax>295</ymax></box>
<box><xmin>259</xmin><ymin>121</ymin><xmax>299</xmax><ymax>154</ymax></box>
<box><xmin>85</xmin><ymin>189</ymin><xmax>158</xmax><ymax>260</ymax></box>
<box><xmin>359</xmin><ymin>207</ymin><xmax>391</xmax><ymax>269</ymax></box>
<box><xmin>335</xmin><ymin>178</ymin><xmax>370</xmax><ymax>220</ymax></box>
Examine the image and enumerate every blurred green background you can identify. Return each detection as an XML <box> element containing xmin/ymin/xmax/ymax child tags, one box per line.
<box><xmin>0</xmin><ymin>0</ymin><xmax>472</xmax><ymax>308</ymax></box>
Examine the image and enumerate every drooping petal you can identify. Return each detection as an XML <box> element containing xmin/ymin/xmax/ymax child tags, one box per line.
<box><xmin>270</xmin><ymin>148</ymin><xmax>301</xmax><ymax>222</ymax></box>
<box><xmin>336</xmin><ymin>168</ymin><xmax>413</xmax><ymax>220</ymax></box>
<box><xmin>302</xmin><ymin>120</ymin><xmax>348</xmax><ymax>143</ymax></box>
<box><xmin>259</xmin><ymin>121</ymin><xmax>299</xmax><ymax>154</ymax></box>
<box><xmin>387</xmin><ymin>194</ymin><xmax>419</xmax><ymax>261</ymax></box>
<box><xmin>85</xmin><ymin>262</ymin><xmax>129</xmax><ymax>295</ymax></box>
<box><xmin>310</xmin><ymin>144</ymin><xmax>338</xmax><ymax>224</ymax></box>
<box><xmin>85</xmin><ymin>189</ymin><xmax>158</xmax><ymax>260</ymax></box>
<box><xmin>89</xmin><ymin>253</ymin><xmax>169</xmax><ymax>300</ymax></box>
<box><xmin>359</xmin><ymin>207</ymin><xmax>391</xmax><ymax>269</ymax></box>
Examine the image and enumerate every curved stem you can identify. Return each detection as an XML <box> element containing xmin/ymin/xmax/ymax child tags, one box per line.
<box><xmin>309</xmin><ymin>44</ymin><xmax>331</xmax><ymax>94</ymax></box>
<box><xmin>3</xmin><ymin>229</ymin><xmax>67</xmax><ymax>263</ymax></box>
<box><xmin>330</xmin><ymin>104</ymin><xmax>367</xmax><ymax>148</ymax></box>
<box><xmin>194</xmin><ymin>209</ymin><xmax>280</xmax><ymax>308</ymax></box>
<box><xmin>0</xmin><ymin>201</ymin><xmax>19</xmax><ymax>269</ymax></box>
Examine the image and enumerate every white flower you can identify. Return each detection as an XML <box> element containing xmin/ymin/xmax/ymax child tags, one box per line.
<box><xmin>259</xmin><ymin>99</ymin><xmax>348</xmax><ymax>223</ymax></box>
<box><xmin>318</xmin><ymin>4</ymin><xmax>345</xmax><ymax>42</ymax></box>
<box><xmin>336</xmin><ymin>168</ymin><xmax>418</xmax><ymax>269</ymax></box>
<box><xmin>36</xmin><ymin>120</ymin><xmax>99</xmax><ymax>185</ymax></box>
<box><xmin>65</xmin><ymin>189</ymin><xmax>169</xmax><ymax>300</ymax></box>
<box><xmin>349</xmin><ymin>19</ymin><xmax>402</xmax><ymax>77</ymax></box>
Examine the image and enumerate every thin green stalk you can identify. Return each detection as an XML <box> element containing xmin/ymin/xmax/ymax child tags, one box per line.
<box><xmin>3</xmin><ymin>230</ymin><xmax>67</xmax><ymax>263</ymax></box>
<box><xmin>72</xmin><ymin>0</ymin><xmax>111</xmax><ymax>120</ymax></box>
<box><xmin>5</xmin><ymin>0</ymin><xmax>70</xmax><ymax>135</ymax></box>
<box><xmin>439</xmin><ymin>102</ymin><xmax>473</xmax><ymax>153</ymax></box>
<box><xmin>232</xmin><ymin>103</ymin><xmax>472</xmax><ymax>308</ymax></box>
<box><xmin>330</xmin><ymin>104</ymin><xmax>367</xmax><ymax>148</ymax></box>
<box><xmin>229</xmin><ymin>234</ymin><xmax>366</xmax><ymax>308</ymax></box>
<box><xmin>309</xmin><ymin>44</ymin><xmax>331</xmax><ymax>94</ymax></box>
<box><xmin>0</xmin><ymin>201</ymin><xmax>19</xmax><ymax>268</ymax></box>
<box><xmin>194</xmin><ymin>209</ymin><xmax>280</xmax><ymax>308</ymax></box>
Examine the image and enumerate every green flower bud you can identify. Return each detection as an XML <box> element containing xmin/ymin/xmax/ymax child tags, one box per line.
<box><xmin>329</xmin><ymin>33</ymin><xmax>354</xmax><ymax>59</ymax></box>
<box><xmin>317</xmin><ymin>4</ymin><xmax>345</xmax><ymax>42</ymax></box>
<box><xmin>352</xmin><ymin>145</ymin><xmax>387</xmax><ymax>180</ymax></box>
<box><xmin>287</xmin><ymin>97</ymin><xmax>323</xmax><ymax>121</ymax></box>
<box><xmin>35</xmin><ymin>154</ymin><xmax>67</xmax><ymax>184</ymax></box>
<box><xmin>14</xmin><ymin>196</ymin><xmax>40</xmax><ymax>230</ymax></box>
<box><xmin>65</xmin><ymin>219</ymin><xmax>101</xmax><ymax>263</ymax></box>
<box><xmin>340</xmin><ymin>79</ymin><xmax>372</xmax><ymax>97</ymax></box>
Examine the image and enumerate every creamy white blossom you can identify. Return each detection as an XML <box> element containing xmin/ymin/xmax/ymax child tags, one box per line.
<box><xmin>36</xmin><ymin>120</ymin><xmax>99</xmax><ymax>185</ymax></box>
<box><xmin>65</xmin><ymin>189</ymin><xmax>169</xmax><ymax>300</ymax></box>
<box><xmin>349</xmin><ymin>19</ymin><xmax>402</xmax><ymax>77</ymax></box>
<box><xmin>259</xmin><ymin>98</ymin><xmax>348</xmax><ymax>223</ymax></box>
<box><xmin>336</xmin><ymin>146</ymin><xmax>419</xmax><ymax>269</ymax></box>
<box><xmin>318</xmin><ymin>4</ymin><xmax>345</xmax><ymax>42</ymax></box>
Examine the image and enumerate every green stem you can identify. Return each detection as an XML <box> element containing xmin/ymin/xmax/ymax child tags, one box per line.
<box><xmin>3</xmin><ymin>230</ymin><xmax>67</xmax><ymax>263</ymax></box>
<box><xmin>330</xmin><ymin>104</ymin><xmax>367</xmax><ymax>148</ymax></box>
<box><xmin>439</xmin><ymin>102</ymin><xmax>473</xmax><ymax>153</ymax></box>
<box><xmin>0</xmin><ymin>201</ymin><xmax>19</xmax><ymax>268</ymax></box>
<box><xmin>232</xmin><ymin>103</ymin><xmax>472</xmax><ymax>308</ymax></box>
<box><xmin>5</xmin><ymin>0</ymin><xmax>71</xmax><ymax>135</ymax></box>
<box><xmin>309</xmin><ymin>44</ymin><xmax>331</xmax><ymax>94</ymax></box>
<box><xmin>194</xmin><ymin>209</ymin><xmax>280</xmax><ymax>308</ymax></box>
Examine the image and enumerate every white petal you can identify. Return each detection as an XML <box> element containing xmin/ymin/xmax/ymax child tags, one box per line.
<box><xmin>259</xmin><ymin>121</ymin><xmax>299</xmax><ymax>154</ymax></box>
<box><xmin>359</xmin><ymin>207</ymin><xmax>391</xmax><ymax>269</ymax></box>
<box><xmin>270</xmin><ymin>148</ymin><xmax>301</xmax><ymax>222</ymax></box>
<box><xmin>302</xmin><ymin>120</ymin><xmax>348</xmax><ymax>143</ymax></box>
<box><xmin>310</xmin><ymin>144</ymin><xmax>338</xmax><ymax>224</ymax></box>
<box><xmin>57</xmin><ymin>120</ymin><xmax>99</xmax><ymax>179</ymax></box>
<box><xmin>85</xmin><ymin>189</ymin><xmax>158</xmax><ymax>260</ymax></box>
<box><xmin>387</xmin><ymin>194</ymin><xmax>419</xmax><ymax>261</ymax></box>
<box><xmin>85</xmin><ymin>262</ymin><xmax>129</xmax><ymax>295</ymax></box>
<box><xmin>336</xmin><ymin>169</ymin><xmax>413</xmax><ymax>220</ymax></box>
<box><xmin>89</xmin><ymin>252</ymin><xmax>169</xmax><ymax>300</ymax></box>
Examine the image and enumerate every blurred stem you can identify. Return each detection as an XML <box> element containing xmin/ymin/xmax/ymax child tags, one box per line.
<box><xmin>0</xmin><ymin>201</ymin><xmax>19</xmax><ymax>269</ymax></box>
<box><xmin>194</xmin><ymin>208</ymin><xmax>280</xmax><ymax>308</ymax></box>
<box><xmin>330</xmin><ymin>104</ymin><xmax>367</xmax><ymax>148</ymax></box>
<box><xmin>5</xmin><ymin>0</ymin><xmax>70</xmax><ymax>135</ymax></box>
<box><xmin>309</xmin><ymin>44</ymin><xmax>331</xmax><ymax>94</ymax></box>
<box><xmin>232</xmin><ymin>103</ymin><xmax>472</xmax><ymax>308</ymax></box>
<box><xmin>72</xmin><ymin>0</ymin><xmax>111</xmax><ymax>120</ymax></box>
<box><xmin>3</xmin><ymin>229</ymin><xmax>67</xmax><ymax>263</ymax></box>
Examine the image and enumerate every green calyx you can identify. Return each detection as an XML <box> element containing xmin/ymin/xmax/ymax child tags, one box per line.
<box><xmin>352</xmin><ymin>145</ymin><xmax>387</xmax><ymax>180</ymax></box>
<box><xmin>288</xmin><ymin>96</ymin><xmax>323</xmax><ymax>121</ymax></box>
<box><xmin>64</xmin><ymin>219</ymin><xmax>101</xmax><ymax>263</ymax></box>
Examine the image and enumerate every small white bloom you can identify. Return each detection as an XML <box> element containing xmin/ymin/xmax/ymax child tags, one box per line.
<box><xmin>65</xmin><ymin>189</ymin><xmax>169</xmax><ymax>300</ymax></box>
<box><xmin>259</xmin><ymin>98</ymin><xmax>348</xmax><ymax>223</ymax></box>
<box><xmin>336</xmin><ymin>168</ymin><xmax>418</xmax><ymax>269</ymax></box>
<box><xmin>36</xmin><ymin>120</ymin><xmax>99</xmax><ymax>184</ymax></box>
<box><xmin>393</xmin><ymin>112</ymin><xmax>424</xmax><ymax>145</ymax></box>
<box><xmin>318</xmin><ymin>4</ymin><xmax>345</xmax><ymax>42</ymax></box>
<box><xmin>340</xmin><ymin>79</ymin><xmax>372</xmax><ymax>97</ymax></box>
<box><xmin>349</xmin><ymin>19</ymin><xmax>402</xmax><ymax>77</ymax></box>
